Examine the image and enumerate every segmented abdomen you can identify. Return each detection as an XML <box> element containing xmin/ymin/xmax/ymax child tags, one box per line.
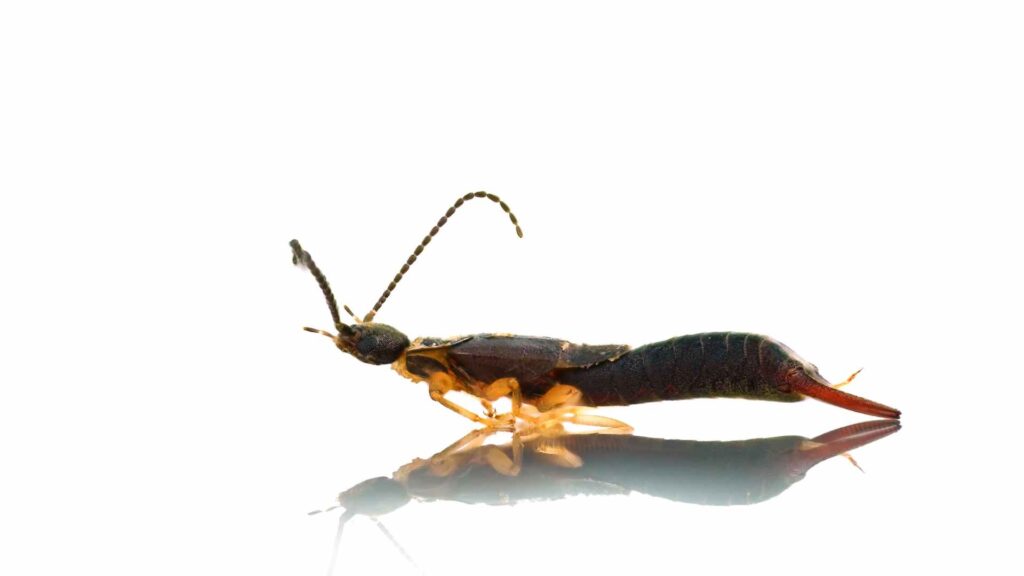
<box><xmin>556</xmin><ymin>332</ymin><xmax>803</xmax><ymax>406</ymax></box>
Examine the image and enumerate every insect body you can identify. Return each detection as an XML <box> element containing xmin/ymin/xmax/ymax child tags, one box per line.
<box><xmin>291</xmin><ymin>192</ymin><xmax>901</xmax><ymax>426</ymax></box>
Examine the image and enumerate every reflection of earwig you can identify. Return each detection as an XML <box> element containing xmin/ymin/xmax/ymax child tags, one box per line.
<box><xmin>291</xmin><ymin>192</ymin><xmax>901</xmax><ymax>428</ymax></box>
<box><xmin>312</xmin><ymin>419</ymin><xmax>899</xmax><ymax>536</ymax></box>
<box><xmin>311</xmin><ymin>420</ymin><xmax>898</xmax><ymax>573</ymax></box>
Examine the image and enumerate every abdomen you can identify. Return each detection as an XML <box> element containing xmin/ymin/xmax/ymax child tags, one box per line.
<box><xmin>555</xmin><ymin>332</ymin><xmax>803</xmax><ymax>407</ymax></box>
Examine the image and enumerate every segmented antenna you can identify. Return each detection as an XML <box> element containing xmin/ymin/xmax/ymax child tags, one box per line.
<box><xmin>290</xmin><ymin>239</ymin><xmax>356</xmax><ymax>331</ymax></box>
<box><xmin>363</xmin><ymin>191</ymin><xmax>523</xmax><ymax>322</ymax></box>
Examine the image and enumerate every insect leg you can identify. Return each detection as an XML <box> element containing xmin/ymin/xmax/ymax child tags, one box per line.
<box><xmin>832</xmin><ymin>368</ymin><xmax>863</xmax><ymax>389</ymax></box>
<box><xmin>428</xmin><ymin>389</ymin><xmax>501</xmax><ymax>427</ymax></box>
<box><xmin>426</xmin><ymin>372</ymin><xmax>514</xmax><ymax>429</ymax></box>
<box><xmin>480</xmin><ymin>377</ymin><xmax>528</xmax><ymax>422</ymax></box>
<box><xmin>528</xmin><ymin>384</ymin><xmax>633</xmax><ymax>433</ymax></box>
<box><xmin>479</xmin><ymin>398</ymin><xmax>497</xmax><ymax>419</ymax></box>
<box><xmin>536</xmin><ymin>383</ymin><xmax>583</xmax><ymax>412</ymax></box>
<box><xmin>557</xmin><ymin>409</ymin><xmax>634</xmax><ymax>433</ymax></box>
<box><xmin>426</xmin><ymin>371</ymin><xmax>485</xmax><ymax>423</ymax></box>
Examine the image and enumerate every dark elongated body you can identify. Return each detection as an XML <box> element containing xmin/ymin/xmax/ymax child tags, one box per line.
<box><xmin>427</xmin><ymin>332</ymin><xmax>797</xmax><ymax>405</ymax></box>
<box><xmin>397</xmin><ymin>331</ymin><xmax>900</xmax><ymax>419</ymax></box>
<box><xmin>557</xmin><ymin>332</ymin><xmax>801</xmax><ymax>406</ymax></box>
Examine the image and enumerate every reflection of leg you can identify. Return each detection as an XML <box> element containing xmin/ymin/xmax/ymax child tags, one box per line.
<box><xmin>416</xmin><ymin>429</ymin><xmax>523</xmax><ymax>478</ymax></box>
<box><xmin>481</xmin><ymin>429</ymin><xmax>523</xmax><ymax>476</ymax></box>
<box><xmin>427</xmin><ymin>426</ymin><xmax>498</xmax><ymax>476</ymax></box>
<box><xmin>532</xmin><ymin>439</ymin><xmax>582</xmax><ymax>468</ymax></box>
<box><xmin>437</xmin><ymin>427</ymin><xmax>495</xmax><ymax>457</ymax></box>
<box><xmin>432</xmin><ymin>432</ymin><xmax>482</xmax><ymax>477</ymax></box>
<box><xmin>395</xmin><ymin>427</ymin><xmax>497</xmax><ymax>482</ymax></box>
<box><xmin>799</xmin><ymin>439</ymin><xmax>864</xmax><ymax>472</ymax></box>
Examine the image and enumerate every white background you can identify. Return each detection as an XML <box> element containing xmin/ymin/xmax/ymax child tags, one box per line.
<box><xmin>2</xmin><ymin>2</ymin><xmax>1022</xmax><ymax>575</ymax></box>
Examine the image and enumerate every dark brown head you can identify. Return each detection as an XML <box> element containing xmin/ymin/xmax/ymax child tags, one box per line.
<box><xmin>308</xmin><ymin>322</ymin><xmax>410</xmax><ymax>365</ymax></box>
<box><xmin>290</xmin><ymin>239</ymin><xmax>410</xmax><ymax>365</ymax></box>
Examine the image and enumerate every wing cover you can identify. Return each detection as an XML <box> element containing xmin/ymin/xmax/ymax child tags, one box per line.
<box><xmin>444</xmin><ymin>335</ymin><xmax>630</xmax><ymax>396</ymax></box>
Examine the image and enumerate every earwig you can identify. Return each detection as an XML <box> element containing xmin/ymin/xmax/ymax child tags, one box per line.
<box><xmin>290</xmin><ymin>192</ymin><xmax>901</xmax><ymax>429</ymax></box>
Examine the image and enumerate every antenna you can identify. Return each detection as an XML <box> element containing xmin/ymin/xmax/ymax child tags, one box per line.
<box><xmin>364</xmin><ymin>191</ymin><xmax>523</xmax><ymax>322</ymax></box>
<box><xmin>290</xmin><ymin>239</ymin><xmax>358</xmax><ymax>331</ymax></box>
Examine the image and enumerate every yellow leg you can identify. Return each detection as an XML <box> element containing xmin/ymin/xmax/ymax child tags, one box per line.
<box><xmin>427</xmin><ymin>372</ymin><xmax>516</xmax><ymax>429</ymax></box>
<box><xmin>531</xmin><ymin>383</ymin><xmax>631</xmax><ymax>432</ymax></box>
<box><xmin>559</xmin><ymin>409</ymin><xmax>634</xmax><ymax>434</ymax></box>
<box><xmin>520</xmin><ymin>401</ymin><xmax>630</xmax><ymax>432</ymax></box>
<box><xmin>428</xmin><ymin>389</ymin><xmax>515</xmax><ymax>429</ymax></box>
<box><xmin>429</xmin><ymin>388</ymin><xmax>486</xmax><ymax>424</ymax></box>
<box><xmin>536</xmin><ymin>384</ymin><xmax>583</xmax><ymax>412</ymax></box>
<box><xmin>839</xmin><ymin>452</ymin><xmax>864</xmax><ymax>473</ymax></box>
<box><xmin>833</xmin><ymin>368</ymin><xmax>863</xmax><ymax>389</ymax></box>
<box><xmin>481</xmin><ymin>377</ymin><xmax>525</xmax><ymax>420</ymax></box>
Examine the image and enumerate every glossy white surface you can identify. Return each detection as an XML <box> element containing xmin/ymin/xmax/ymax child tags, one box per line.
<box><xmin>2</xmin><ymin>2</ymin><xmax>1020</xmax><ymax>575</ymax></box>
